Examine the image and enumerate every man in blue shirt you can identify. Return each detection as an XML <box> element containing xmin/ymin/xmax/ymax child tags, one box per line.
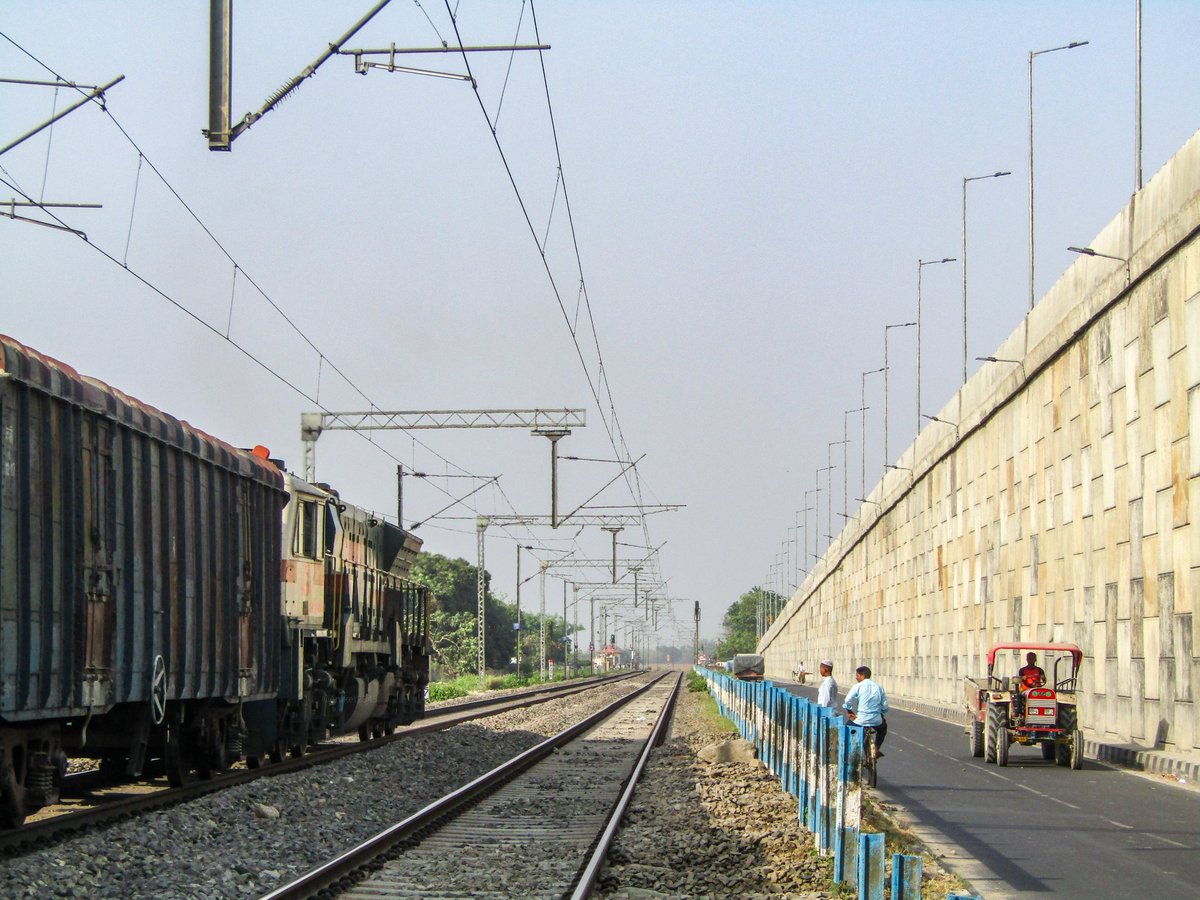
<box><xmin>843</xmin><ymin>665</ymin><xmax>889</xmax><ymax>757</ymax></box>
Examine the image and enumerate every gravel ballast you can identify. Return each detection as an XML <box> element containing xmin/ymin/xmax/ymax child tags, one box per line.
<box><xmin>595</xmin><ymin>684</ymin><xmax>835</xmax><ymax>899</ymax></box>
<box><xmin>5</xmin><ymin>676</ymin><xmax>652</xmax><ymax>899</ymax></box>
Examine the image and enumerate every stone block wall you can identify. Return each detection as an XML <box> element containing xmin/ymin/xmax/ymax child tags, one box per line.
<box><xmin>762</xmin><ymin>129</ymin><xmax>1200</xmax><ymax>757</ymax></box>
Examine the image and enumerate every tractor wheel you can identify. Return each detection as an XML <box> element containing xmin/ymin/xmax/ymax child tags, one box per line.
<box><xmin>996</xmin><ymin>727</ymin><xmax>1010</xmax><ymax>767</ymax></box>
<box><xmin>1070</xmin><ymin>730</ymin><xmax>1084</xmax><ymax>770</ymax></box>
<box><xmin>1041</xmin><ymin>741</ymin><xmax>1056</xmax><ymax>761</ymax></box>
<box><xmin>985</xmin><ymin>703</ymin><xmax>1003</xmax><ymax>764</ymax></box>
<box><xmin>969</xmin><ymin>719</ymin><xmax>984</xmax><ymax>758</ymax></box>
<box><xmin>1055</xmin><ymin>741</ymin><xmax>1070</xmax><ymax>767</ymax></box>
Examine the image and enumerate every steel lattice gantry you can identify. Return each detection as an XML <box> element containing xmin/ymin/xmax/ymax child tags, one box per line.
<box><xmin>300</xmin><ymin>408</ymin><xmax>586</xmax><ymax>482</ymax></box>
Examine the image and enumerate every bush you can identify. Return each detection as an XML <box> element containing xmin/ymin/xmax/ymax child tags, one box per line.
<box><xmin>686</xmin><ymin>671</ymin><xmax>709</xmax><ymax>693</ymax></box>
<box><xmin>427</xmin><ymin>682</ymin><xmax>469</xmax><ymax>702</ymax></box>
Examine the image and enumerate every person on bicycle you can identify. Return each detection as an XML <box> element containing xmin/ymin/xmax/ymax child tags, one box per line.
<box><xmin>843</xmin><ymin>665</ymin><xmax>889</xmax><ymax>757</ymax></box>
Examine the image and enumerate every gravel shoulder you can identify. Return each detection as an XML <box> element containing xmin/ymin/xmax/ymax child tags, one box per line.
<box><xmin>595</xmin><ymin>685</ymin><xmax>836</xmax><ymax>899</ymax></box>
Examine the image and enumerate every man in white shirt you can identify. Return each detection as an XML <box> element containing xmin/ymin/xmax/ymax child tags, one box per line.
<box><xmin>817</xmin><ymin>659</ymin><xmax>838</xmax><ymax>709</ymax></box>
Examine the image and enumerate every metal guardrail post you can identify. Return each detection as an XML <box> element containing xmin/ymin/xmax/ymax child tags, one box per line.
<box><xmin>856</xmin><ymin>832</ymin><xmax>886</xmax><ymax>899</ymax></box>
<box><xmin>890</xmin><ymin>853</ymin><xmax>924</xmax><ymax>898</ymax></box>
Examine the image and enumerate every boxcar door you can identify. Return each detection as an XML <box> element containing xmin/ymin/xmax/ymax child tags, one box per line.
<box><xmin>237</xmin><ymin>481</ymin><xmax>254</xmax><ymax>695</ymax></box>
<box><xmin>81</xmin><ymin>417</ymin><xmax>115</xmax><ymax>707</ymax></box>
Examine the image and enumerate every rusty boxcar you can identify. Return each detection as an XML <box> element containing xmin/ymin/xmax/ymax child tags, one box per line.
<box><xmin>0</xmin><ymin>334</ymin><xmax>286</xmax><ymax>826</ymax></box>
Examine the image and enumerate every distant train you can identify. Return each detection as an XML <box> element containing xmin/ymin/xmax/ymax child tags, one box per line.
<box><xmin>0</xmin><ymin>335</ymin><xmax>431</xmax><ymax>827</ymax></box>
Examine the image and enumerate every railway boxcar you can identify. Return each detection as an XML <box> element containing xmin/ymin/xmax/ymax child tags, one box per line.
<box><xmin>0</xmin><ymin>336</ymin><xmax>433</xmax><ymax>827</ymax></box>
<box><xmin>0</xmin><ymin>335</ymin><xmax>286</xmax><ymax>826</ymax></box>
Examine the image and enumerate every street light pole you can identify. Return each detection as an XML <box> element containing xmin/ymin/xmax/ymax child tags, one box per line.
<box><xmin>883</xmin><ymin>322</ymin><xmax>916</xmax><ymax>473</ymax></box>
<box><xmin>962</xmin><ymin>171</ymin><xmax>1011</xmax><ymax>384</ymax></box>
<box><xmin>1135</xmin><ymin>0</ymin><xmax>1143</xmax><ymax>191</ymax></box>
<box><xmin>843</xmin><ymin>407</ymin><xmax>867</xmax><ymax>520</ymax></box>
<box><xmin>917</xmin><ymin>257</ymin><xmax>955</xmax><ymax>437</ymax></box>
<box><xmin>1028</xmin><ymin>40</ymin><xmax>1089</xmax><ymax>310</ymax></box>
<box><xmin>861</xmin><ymin>367</ymin><xmax>884</xmax><ymax>500</ymax></box>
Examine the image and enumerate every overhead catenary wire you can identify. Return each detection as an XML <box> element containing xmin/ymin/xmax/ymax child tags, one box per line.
<box><xmin>0</xmin><ymin>29</ymin><xmax>525</xmax><ymax>526</ymax></box>
<box><xmin>442</xmin><ymin>2</ymin><xmax>662</xmax><ymax>560</ymax></box>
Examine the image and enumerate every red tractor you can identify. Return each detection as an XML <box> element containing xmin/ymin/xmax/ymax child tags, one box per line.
<box><xmin>964</xmin><ymin>642</ymin><xmax>1085</xmax><ymax>769</ymax></box>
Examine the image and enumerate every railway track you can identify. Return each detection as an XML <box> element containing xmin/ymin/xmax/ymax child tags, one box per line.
<box><xmin>263</xmin><ymin>671</ymin><xmax>681</xmax><ymax>900</ymax></box>
<box><xmin>0</xmin><ymin>672</ymin><xmax>638</xmax><ymax>856</ymax></box>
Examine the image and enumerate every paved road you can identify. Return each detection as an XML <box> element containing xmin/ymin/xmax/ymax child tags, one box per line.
<box><xmin>777</xmin><ymin>681</ymin><xmax>1200</xmax><ymax>898</ymax></box>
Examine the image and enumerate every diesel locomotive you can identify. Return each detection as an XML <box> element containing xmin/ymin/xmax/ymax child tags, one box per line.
<box><xmin>0</xmin><ymin>335</ymin><xmax>431</xmax><ymax>827</ymax></box>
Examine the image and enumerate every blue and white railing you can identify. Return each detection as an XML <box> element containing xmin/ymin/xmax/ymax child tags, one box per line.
<box><xmin>696</xmin><ymin>667</ymin><xmax>980</xmax><ymax>899</ymax></box>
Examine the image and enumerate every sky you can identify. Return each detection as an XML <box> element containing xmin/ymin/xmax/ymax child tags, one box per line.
<box><xmin>3</xmin><ymin>1</ymin><xmax>1199</xmax><ymax>654</ymax></box>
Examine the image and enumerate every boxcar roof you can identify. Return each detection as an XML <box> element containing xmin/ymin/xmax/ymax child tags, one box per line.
<box><xmin>0</xmin><ymin>334</ymin><xmax>282</xmax><ymax>489</ymax></box>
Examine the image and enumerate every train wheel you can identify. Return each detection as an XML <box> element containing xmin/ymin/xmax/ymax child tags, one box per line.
<box><xmin>268</xmin><ymin>740</ymin><xmax>285</xmax><ymax>765</ymax></box>
<box><xmin>358</xmin><ymin>723</ymin><xmax>371</xmax><ymax>743</ymax></box>
<box><xmin>0</xmin><ymin>744</ymin><xmax>28</xmax><ymax>829</ymax></box>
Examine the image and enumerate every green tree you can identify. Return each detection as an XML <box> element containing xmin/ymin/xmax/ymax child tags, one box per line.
<box><xmin>713</xmin><ymin>587</ymin><xmax>770</xmax><ymax>659</ymax></box>
<box><xmin>409</xmin><ymin>552</ymin><xmax>516</xmax><ymax>676</ymax></box>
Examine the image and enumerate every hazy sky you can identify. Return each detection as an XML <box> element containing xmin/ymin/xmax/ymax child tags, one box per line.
<box><xmin>3</xmin><ymin>2</ymin><xmax>1198</xmax><ymax>653</ymax></box>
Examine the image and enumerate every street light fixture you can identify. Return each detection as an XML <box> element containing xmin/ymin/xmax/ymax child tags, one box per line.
<box><xmin>1029</xmin><ymin>39</ymin><xmax>1089</xmax><ymax>310</ymax></box>
<box><xmin>1067</xmin><ymin>245</ymin><xmax>1131</xmax><ymax>283</ymax></box>
<box><xmin>976</xmin><ymin>355</ymin><xmax>1028</xmax><ymax>379</ymax></box>
<box><xmin>962</xmin><ymin>171</ymin><xmax>1011</xmax><ymax>384</ymax></box>
<box><xmin>922</xmin><ymin>413</ymin><xmax>959</xmax><ymax>436</ymax></box>
<box><xmin>917</xmin><ymin>257</ymin><xmax>956</xmax><ymax>439</ymax></box>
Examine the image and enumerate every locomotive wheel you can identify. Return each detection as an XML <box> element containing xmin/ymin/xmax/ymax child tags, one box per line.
<box><xmin>0</xmin><ymin>745</ymin><xmax>28</xmax><ymax>829</ymax></box>
<box><xmin>968</xmin><ymin>719</ymin><xmax>984</xmax><ymax>758</ymax></box>
<box><xmin>358</xmin><ymin>723</ymin><xmax>371</xmax><ymax>743</ymax></box>
<box><xmin>1041</xmin><ymin>742</ymin><xmax>1056</xmax><ymax>761</ymax></box>
<box><xmin>269</xmin><ymin>740</ymin><xmax>286</xmax><ymax>765</ymax></box>
<box><xmin>290</xmin><ymin>704</ymin><xmax>312</xmax><ymax>759</ymax></box>
<box><xmin>996</xmin><ymin>727</ymin><xmax>1010</xmax><ymax>767</ymax></box>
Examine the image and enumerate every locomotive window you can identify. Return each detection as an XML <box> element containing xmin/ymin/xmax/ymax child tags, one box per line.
<box><xmin>324</xmin><ymin>503</ymin><xmax>336</xmax><ymax>554</ymax></box>
<box><xmin>295</xmin><ymin>499</ymin><xmax>319</xmax><ymax>559</ymax></box>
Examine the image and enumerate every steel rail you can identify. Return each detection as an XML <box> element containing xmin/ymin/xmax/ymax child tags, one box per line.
<box><xmin>261</xmin><ymin>672</ymin><xmax>673</xmax><ymax>900</ymax></box>
<box><xmin>0</xmin><ymin>673</ymin><xmax>636</xmax><ymax>855</ymax></box>
<box><xmin>568</xmin><ymin>672</ymin><xmax>682</xmax><ymax>898</ymax></box>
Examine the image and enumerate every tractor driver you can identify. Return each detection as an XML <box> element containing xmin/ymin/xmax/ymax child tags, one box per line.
<box><xmin>1018</xmin><ymin>652</ymin><xmax>1046</xmax><ymax>689</ymax></box>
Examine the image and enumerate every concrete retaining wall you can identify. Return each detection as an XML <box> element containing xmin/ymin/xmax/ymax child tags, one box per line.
<box><xmin>761</xmin><ymin>128</ymin><xmax>1200</xmax><ymax>762</ymax></box>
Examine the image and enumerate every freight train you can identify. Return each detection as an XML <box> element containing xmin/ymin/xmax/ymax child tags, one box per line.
<box><xmin>0</xmin><ymin>335</ymin><xmax>431</xmax><ymax>827</ymax></box>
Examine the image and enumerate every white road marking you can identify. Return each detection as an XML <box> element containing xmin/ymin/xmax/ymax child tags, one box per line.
<box><xmin>895</xmin><ymin>733</ymin><xmax>1081</xmax><ymax>807</ymax></box>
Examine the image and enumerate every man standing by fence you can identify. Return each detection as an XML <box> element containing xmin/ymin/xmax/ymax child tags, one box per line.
<box><xmin>816</xmin><ymin>659</ymin><xmax>838</xmax><ymax>709</ymax></box>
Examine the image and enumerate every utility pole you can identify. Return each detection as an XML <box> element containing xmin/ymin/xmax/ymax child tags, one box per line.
<box><xmin>693</xmin><ymin>601</ymin><xmax>700</xmax><ymax>666</ymax></box>
<box><xmin>476</xmin><ymin>517</ymin><xmax>487</xmax><ymax>685</ymax></box>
